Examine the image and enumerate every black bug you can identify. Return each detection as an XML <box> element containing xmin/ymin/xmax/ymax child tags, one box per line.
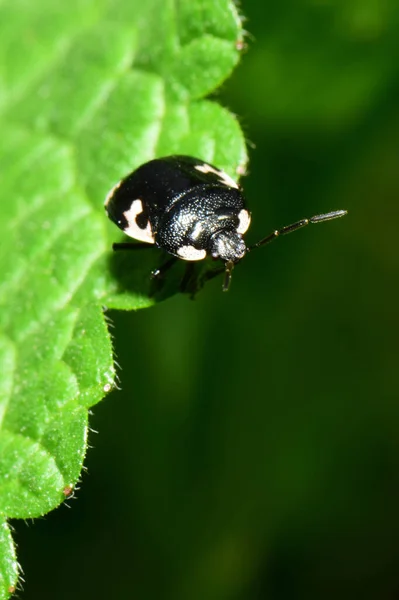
<box><xmin>105</xmin><ymin>155</ymin><xmax>347</xmax><ymax>292</ymax></box>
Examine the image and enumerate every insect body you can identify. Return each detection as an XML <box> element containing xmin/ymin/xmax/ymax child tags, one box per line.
<box><xmin>105</xmin><ymin>155</ymin><xmax>347</xmax><ymax>291</ymax></box>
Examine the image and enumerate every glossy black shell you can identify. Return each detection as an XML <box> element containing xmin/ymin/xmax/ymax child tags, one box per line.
<box><xmin>105</xmin><ymin>155</ymin><xmax>249</xmax><ymax>260</ymax></box>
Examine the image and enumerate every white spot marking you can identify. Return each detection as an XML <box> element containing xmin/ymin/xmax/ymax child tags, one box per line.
<box><xmin>123</xmin><ymin>199</ymin><xmax>155</xmax><ymax>244</ymax></box>
<box><xmin>195</xmin><ymin>163</ymin><xmax>239</xmax><ymax>189</ymax></box>
<box><xmin>104</xmin><ymin>179</ymin><xmax>122</xmax><ymax>207</ymax></box>
<box><xmin>190</xmin><ymin>221</ymin><xmax>204</xmax><ymax>242</ymax></box>
<box><xmin>177</xmin><ymin>245</ymin><xmax>207</xmax><ymax>261</ymax></box>
<box><xmin>237</xmin><ymin>209</ymin><xmax>251</xmax><ymax>234</ymax></box>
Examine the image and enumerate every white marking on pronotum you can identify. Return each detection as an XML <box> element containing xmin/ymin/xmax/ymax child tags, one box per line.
<box><xmin>177</xmin><ymin>245</ymin><xmax>207</xmax><ymax>261</ymax></box>
<box><xmin>195</xmin><ymin>163</ymin><xmax>239</xmax><ymax>189</ymax></box>
<box><xmin>104</xmin><ymin>180</ymin><xmax>122</xmax><ymax>207</ymax></box>
<box><xmin>237</xmin><ymin>209</ymin><xmax>251</xmax><ymax>234</ymax></box>
<box><xmin>123</xmin><ymin>199</ymin><xmax>155</xmax><ymax>244</ymax></box>
<box><xmin>190</xmin><ymin>221</ymin><xmax>204</xmax><ymax>242</ymax></box>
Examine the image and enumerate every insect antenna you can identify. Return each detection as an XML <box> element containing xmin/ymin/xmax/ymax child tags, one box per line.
<box><xmin>248</xmin><ymin>210</ymin><xmax>347</xmax><ymax>251</ymax></box>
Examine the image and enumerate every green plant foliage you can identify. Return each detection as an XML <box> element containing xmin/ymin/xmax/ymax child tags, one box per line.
<box><xmin>227</xmin><ymin>0</ymin><xmax>399</xmax><ymax>131</ymax></box>
<box><xmin>0</xmin><ymin>521</ymin><xmax>17</xmax><ymax>597</ymax></box>
<box><xmin>0</xmin><ymin>0</ymin><xmax>247</xmax><ymax>595</ymax></box>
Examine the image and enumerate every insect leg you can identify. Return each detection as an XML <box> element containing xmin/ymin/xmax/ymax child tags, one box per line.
<box><xmin>151</xmin><ymin>256</ymin><xmax>178</xmax><ymax>280</ymax></box>
<box><xmin>113</xmin><ymin>242</ymin><xmax>154</xmax><ymax>250</ymax></box>
<box><xmin>179</xmin><ymin>263</ymin><xmax>196</xmax><ymax>294</ymax></box>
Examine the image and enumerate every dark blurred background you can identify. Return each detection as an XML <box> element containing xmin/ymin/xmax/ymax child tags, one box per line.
<box><xmin>14</xmin><ymin>1</ymin><xmax>399</xmax><ymax>598</ymax></box>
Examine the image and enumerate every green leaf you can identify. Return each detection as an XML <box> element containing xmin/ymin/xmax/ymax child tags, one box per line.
<box><xmin>0</xmin><ymin>0</ymin><xmax>246</xmax><ymax>595</ymax></box>
<box><xmin>0</xmin><ymin>520</ymin><xmax>17</xmax><ymax>598</ymax></box>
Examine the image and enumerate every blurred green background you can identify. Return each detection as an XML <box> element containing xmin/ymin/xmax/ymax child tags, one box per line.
<box><xmin>13</xmin><ymin>1</ymin><xmax>399</xmax><ymax>598</ymax></box>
